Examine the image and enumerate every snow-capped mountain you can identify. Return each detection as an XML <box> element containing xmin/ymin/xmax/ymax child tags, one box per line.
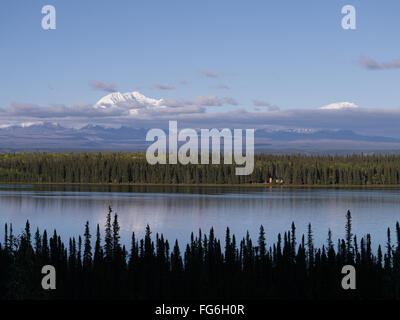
<box><xmin>94</xmin><ymin>91</ymin><xmax>164</xmax><ymax>109</ymax></box>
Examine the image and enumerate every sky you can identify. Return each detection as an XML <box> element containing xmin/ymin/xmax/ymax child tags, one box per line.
<box><xmin>1</xmin><ymin>0</ymin><xmax>400</xmax><ymax>136</ymax></box>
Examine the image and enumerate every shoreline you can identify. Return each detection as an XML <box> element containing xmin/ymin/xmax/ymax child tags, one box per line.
<box><xmin>1</xmin><ymin>181</ymin><xmax>400</xmax><ymax>189</ymax></box>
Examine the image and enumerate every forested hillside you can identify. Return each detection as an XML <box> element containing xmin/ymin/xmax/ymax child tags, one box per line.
<box><xmin>0</xmin><ymin>153</ymin><xmax>399</xmax><ymax>185</ymax></box>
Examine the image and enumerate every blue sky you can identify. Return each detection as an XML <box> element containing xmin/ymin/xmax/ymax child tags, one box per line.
<box><xmin>1</xmin><ymin>1</ymin><xmax>400</xmax><ymax>135</ymax></box>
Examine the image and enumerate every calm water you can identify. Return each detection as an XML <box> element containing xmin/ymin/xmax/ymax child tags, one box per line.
<box><xmin>0</xmin><ymin>184</ymin><xmax>399</xmax><ymax>249</ymax></box>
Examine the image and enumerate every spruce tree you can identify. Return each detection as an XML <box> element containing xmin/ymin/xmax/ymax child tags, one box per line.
<box><xmin>258</xmin><ymin>225</ymin><xmax>266</xmax><ymax>258</ymax></box>
<box><xmin>94</xmin><ymin>224</ymin><xmax>102</xmax><ymax>264</ymax></box>
<box><xmin>345</xmin><ymin>210</ymin><xmax>353</xmax><ymax>263</ymax></box>
<box><xmin>104</xmin><ymin>206</ymin><xmax>113</xmax><ymax>262</ymax></box>
<box><xmin>307</xmin><ymin>223</ymin><xmax>314</xmax><ymax>267</ymax></box>
<box><xmin>83</xmin><ymin>221</ymin><xmax>92</xmax><ymax>269</ymax></box>
<box><xmin>112</xmin><ymin>213</ymin><xmax>121</xmax><ymax>257</ymax></box>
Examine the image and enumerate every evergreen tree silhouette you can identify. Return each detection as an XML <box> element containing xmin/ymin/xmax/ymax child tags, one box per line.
<box><xmin>94</xmin><ymin>224</ymin><xmax>102</xmax><ymax>265</ymax></box>
<box><xmin>104</xmin><ymin>206</ymin><xmax>113</xmax><ymax>262</ymax></box>
<box><xmin>83</xmin><ymin>221</ymin><xmax>92</xmax><ymax>269</ymax></box>
<box><xmin>345</xmin><ymin>210</ymin><xmax>353</xmax><ymax>263</ymax></box>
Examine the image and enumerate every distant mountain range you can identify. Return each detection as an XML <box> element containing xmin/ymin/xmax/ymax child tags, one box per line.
<box><xmin>0</xmin><ymin>122</ymin><xmax>400</xmax><ymax>153</ymax></box>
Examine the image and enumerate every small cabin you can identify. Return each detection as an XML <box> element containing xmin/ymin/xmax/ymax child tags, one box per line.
<box><xmin>266</xmin><ymin>176</ymin><xmax>284</xmax><ymax>184</ymax></box>
<box><xmin>276</xmin><ymin>177</ymin><xmax>284</xmax><ymax>184</ymax></box>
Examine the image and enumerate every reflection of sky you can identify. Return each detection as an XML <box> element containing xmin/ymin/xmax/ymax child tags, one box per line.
<box><xmin>0</xmin><ymin>185</ymin><xmax>399</xmax><ymax>252</ymax></box>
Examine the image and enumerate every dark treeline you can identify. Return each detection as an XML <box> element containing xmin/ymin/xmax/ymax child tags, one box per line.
<box><xmin>1</xmin><ymin>153</ymin><xmax>400</xmax><ymax>185</ymax></box>
<box><xmin>1</xmin><ymin>208</ymin><xmax>400</xmax><ymax>300</ymax></box>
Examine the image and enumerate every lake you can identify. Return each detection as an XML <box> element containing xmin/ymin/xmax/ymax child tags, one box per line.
<box><xmin>0</xmin><ymin>184</ymin><xmax>399</xmax><ymax>250</ymax></box>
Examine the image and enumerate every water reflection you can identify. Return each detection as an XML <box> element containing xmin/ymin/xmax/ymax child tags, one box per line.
<box><xmin>0</xmin><ymin>184</ymin><xmax>399</xmax><ymax>249</ymax></box>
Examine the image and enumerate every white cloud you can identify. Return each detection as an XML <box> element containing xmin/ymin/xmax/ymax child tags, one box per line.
<box><xmin>214</xmin><ymin>84</ymin><xmax>230</xmax><ymax>90</ymax></box>
<box><xmin>154</xmin><ymin>84</ymin><xmax>175</xmax><ymax>90</ymax></box>
<box><xmin>319</xmin><ymin>102</ymin><xmax>359</xmax><ymax>110</ymax></box>
<box><xmin>253</xmin><ymin>100</ymin><xmax>280</xmax><ymax>111</ymax></box>
<box><xmin>90</xmin><ymin>80</ymin><xmax>118</xmax><ymax>93</ymax></box>
<box><xmin>2</xmin><ymin>92</ymin><xmax>400</xmax><ymax>138</ymax></box>
<box><xmin>193</xmin><ymin>95</ymin><xmax>238</xmax><ymax>106</ymax></box>
<box><xmin>201</xmin><ymin>70</ymin><xmax>219</xmax><ymax>78</ymax></box>
<box><xmin>194</xmin><ymin>95</ymin><xmax>222</xmax><ymax>106</ymax></box>
<box><xmin>359</xmin><ymin>55</ymin><xmax>400</xmax><ymax>70</ymax></box>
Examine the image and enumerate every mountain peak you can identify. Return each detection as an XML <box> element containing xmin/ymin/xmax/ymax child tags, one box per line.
<box><xmin>94</xmin><ymin>91</ymin><xmax>164</xmax><ymax>109</ymax></box>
